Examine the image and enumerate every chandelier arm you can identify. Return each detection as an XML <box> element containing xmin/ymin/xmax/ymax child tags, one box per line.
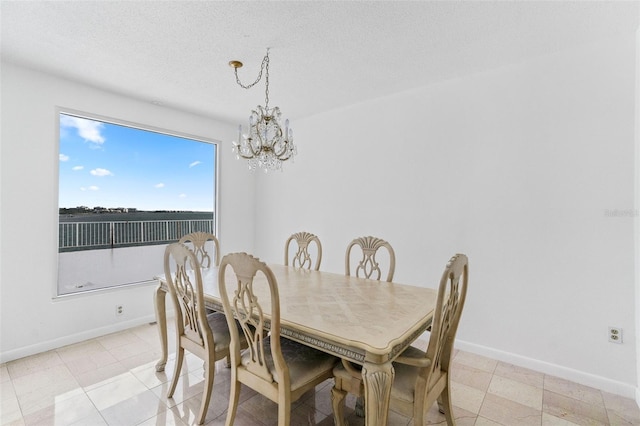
<box><xmin>275</xmin><ymin>147</ymin><xmax>293</xmax><ymax>161</ymax></box>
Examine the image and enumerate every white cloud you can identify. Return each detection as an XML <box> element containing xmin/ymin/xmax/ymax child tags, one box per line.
<box><xmin>179</xmin><ymin>193</ymin><xmax>187</xmax><ymax>198</ymax></box>
<box><xmin>90</xmin><ymin>168</ymin><xmax>113</xmax><ymax>177</ymax></box>
<box><xmin>60</xmin><ymin>115</ymin><xmax>106</xmax><ymax>144</ymax></box>
<box><xmin>72</xmin><ymin>166</ymin><xmax>84</xmax><ymax>171</ymax></box>
<box><xmin>189</xmin><ymin>161</ymin><xmax>201</xmax><ymax>168</ymax></box>
<box><xmin>80</xmin><ymin>186</ymin><xmax>100</xmax><ymax>191</ymax></box>
<box><xmin>59</xmin><ymin>154</ymin><xmax>69</xmax><ymax>162</ymax></box>
<box><xmin>155</xmin><ymin>183</ymin><xmax>165</xmax><ymax>188</ymax></box>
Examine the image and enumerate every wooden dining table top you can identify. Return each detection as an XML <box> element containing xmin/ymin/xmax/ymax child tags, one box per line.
<box><xmin>158</xmin><ymin>263</ymin><xmax>438</xmax><ymax>364</ymax></box>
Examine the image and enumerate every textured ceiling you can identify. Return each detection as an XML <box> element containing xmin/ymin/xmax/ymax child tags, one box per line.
<box><xmin>1</xmin><ymin>1</ymin><xmax>638</xmax><ymax>124</ymax></box>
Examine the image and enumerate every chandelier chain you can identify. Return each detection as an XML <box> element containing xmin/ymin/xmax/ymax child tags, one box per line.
<box><xmin>233</xmin><ymin>50</ymin><xmax>270</xmax><ymax>109</ymax></box>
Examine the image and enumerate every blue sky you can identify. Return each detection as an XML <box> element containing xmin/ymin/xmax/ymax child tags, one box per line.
<box><xmin>58</xmin><ymin>113</ymin><xmax>216</xmax><ymax>212</ymax></box>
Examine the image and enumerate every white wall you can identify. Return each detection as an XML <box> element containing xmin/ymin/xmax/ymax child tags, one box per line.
<box><xmin>253</xmin><ymin>35</ymin><xmax>638</xmax><ymax>397</ymax></box>
<box><xmin>0</xmin><ymin>62</ymin><xmax>255</xmax><ymax>362</ymax></box>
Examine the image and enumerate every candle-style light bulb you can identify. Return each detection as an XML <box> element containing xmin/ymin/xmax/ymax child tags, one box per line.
<box><xmin>237</xmin><ymin>124</ymin><xmax>242</xmax><ymax>143</ymax></box>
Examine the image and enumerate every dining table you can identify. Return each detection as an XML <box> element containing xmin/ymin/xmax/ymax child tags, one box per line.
<box><xmin>153</xmin><ymin>263</ymin><xmax>437</xmax><ymax>426</ymax></box>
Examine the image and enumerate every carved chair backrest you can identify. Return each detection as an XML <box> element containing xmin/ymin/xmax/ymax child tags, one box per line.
<box><xmin>179</xmin><ymin>231</ymin><xmax>220</xmax><ymax>268</ymax></box>
<box><xmin>164</xmin><ymin>243</ymin><xmax>213</xmax><ymax>352</ymax></box>
<box><xmin>218</xmin><ymin>252</ymin><xmax>287</xmax><ymax>384</ymax></box>
<box><xmin>284</xmin><ymin>231</ymin><xmax>323</xmax><ymax>271</ymax></box>
<box><xmin>345</xmin><ymin>236</ymin><xmax>396</xmax><ymax>282</ymax></box>
<box><xmin>421</xmin><ymin>253</ymin><xmax>468</xmax><ymax>391</ymax></box>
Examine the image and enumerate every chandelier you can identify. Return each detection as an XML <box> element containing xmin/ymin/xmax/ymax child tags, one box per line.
<box><xmin>229</xmin><ymin>49</ymin><xmax>296</xmax><ymax>172</ymax></box>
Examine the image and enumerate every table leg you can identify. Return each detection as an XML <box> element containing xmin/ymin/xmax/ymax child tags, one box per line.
<box><xmin>362</xmin><ymin>360</ymin><xmax>395</xmax><ymax>426</ymax></box>
<box><xmin>154</xmin><ymin>283</ymin><xmax>168</xmax><ymax>372</ymax></box>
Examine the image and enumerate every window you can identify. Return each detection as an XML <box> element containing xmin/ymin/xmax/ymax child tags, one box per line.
<box><xmin>57</xmin><ymin>110</ymin><xmax>218</xmax><ymax>296</ymax></box>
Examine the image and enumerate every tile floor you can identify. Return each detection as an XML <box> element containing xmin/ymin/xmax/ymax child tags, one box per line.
<box><xmin>1</xmin><ymin>321</ymin><xmax>639</xmax><ymax>426</ymax></box>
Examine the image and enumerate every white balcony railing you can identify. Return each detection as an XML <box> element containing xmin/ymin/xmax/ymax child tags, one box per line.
<box><xmin>58</xmin><ymin>219</ymin><xmax>214</xmax><ymax>251</ymax></box>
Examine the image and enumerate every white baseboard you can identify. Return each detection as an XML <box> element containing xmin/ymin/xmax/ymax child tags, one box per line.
<box><xmin>0</xmin><ymin>314</ymin><xmax>158</xmax><ymax>364</ymax></box>
<box><xmin>455</xmin><ymin>339</ymin><xmax>637</xmax><ymax>399</ymax></box>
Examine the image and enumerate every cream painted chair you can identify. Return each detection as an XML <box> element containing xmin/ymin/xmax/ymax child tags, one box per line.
<box><xmin>179</xmin><ymin>231</ymin><xmax>220</xmax><ymax>268</ymax></box>
<box><xmin>331</xmin><ymin>253</ymin><xmax>469</xmax><ymax>426</ymax></box>
<box><xmin>218</xmin><ymin>252</ymin><xmax>339</xmax><ymax>426</ymax></box>
<box><xmin>284</xmin><ymin>231</ymin><xmax>322</xmax><ymax>270</ymax></box>
<box><xmin>163</xmin><ymin>243</ymin><xmax>246</xmax><ymax>425</ymax></box>
<box><xmin>345</xmin><ymin>235</ymin><xmax>396</xmax><ymax>282</ymax></box>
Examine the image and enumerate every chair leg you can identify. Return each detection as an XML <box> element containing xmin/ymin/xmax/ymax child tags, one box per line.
<box><xmin>331</xmin><ymin>386</ymin><xmax>347</xmax><ymax>426</ymax></box>
<box><xmin>225</xmin><ymin>377</ymin><xmax>241</xmax><ymax>426</ymax></box>
<box><xmin>167</xmin><ymin>347</ymin><xmax>184</xmax><ymax>398</ymax></box>
<box><xmin>440</xmin><ymin>387</ymin><xmax>456</xmax><ymax>426</ymax></box>
<box><xmin>196</xmin><ymin>358</ymin><xmax>215</xmax><ymax>425</ymax></box>
<box><xmin>355</xmin><ymin>395</ymin><xmax>365</xmax><ymax>417</ymax></box>
<box><xmin>277</xmin><ymin>396</ymin><xmax>291</xmax><ymax>426</ymax></box>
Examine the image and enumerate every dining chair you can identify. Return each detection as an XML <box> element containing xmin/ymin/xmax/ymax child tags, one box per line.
<box><xmin>284</xmin><ymin>231</ymin><xmax>322</xmax><ymax>270</ymax></box>
<box><xmin>179</xmin><ymin>231</ymin><xmax>220</xmax><ymax>268</ymax></box>
<box><xmin>331</xmin><ymin>253</ymin><xmax>469</xmax><ymax>426</ymax></box>
<box><xmin>345</xmin><ymin>235</ymin><xmax>396</xmax><ymax>282</ymax></box>
<box><xmin>218</xmin><ymin>252</ymin><xmax>339</xmax><ymax>426</ymax></box>
<box><xmin>163</xmin><ymin>243</ymin><xmax>246</xmax><ymax>425</ymax></box>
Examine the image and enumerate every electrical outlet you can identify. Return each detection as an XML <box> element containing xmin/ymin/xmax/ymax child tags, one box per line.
<box><xmin>608</xmin><ymin>327</ymin><xmax>622</xmax><ymax>343</ymax></box>
<box><xmin>115</xmin><ymin>305</ymin><xmax>124</xmax><ymax>316</ymax></box>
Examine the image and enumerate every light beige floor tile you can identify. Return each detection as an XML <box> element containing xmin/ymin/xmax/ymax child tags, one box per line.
<box><xmin>107</xmin><ymin>337</ymin><xmax>155</xmax><ymax>362</ymax></box>
<box><xmin>420</xmin><ymin>403</ymin><xmax>477</xmax><ymax>425</ymax></box>
<box><xmin>136</xmin><ymin>405</ymin><xmax>189</xmax><ymax>426</ymax></box>
<box><xmin>544</xmin><ymin>375</ymin><xmax>604</xmax><ymax>406</ymax></box>
<box><xmin>474</xmin><ymin>416</ymin><xmax>504</xmax><ymax>426</ymax></box>
<box><xmin>543</xmin><ymin>389</ymin><xmax>609</xmax><ymax>426</ymax></box>
<box><xmin>99</xmin><ymin>389</ymin><xmax>165</xmax><ymax>426</ymax></box>
<box><xmin>454</xmin><ymin>352</ymin><xmax>498</xmax><ymax>374</ymax></box>
<box><xmin>11</xmin><ymin>364</ymin><xmax>76</xmax><ymax>396</ymax></box>
<box><xmin>487</xmin><ymin>375</ymin><xmax>543</xmax><ymax>410</ymax></box>
<box><xmin>130</xmin><ymin>323</ymin><xmax>165</xmax><ymax>345</ymax></box>
<box><xmin>451</xmin><ymin>381</ymin><xmax>486</xmax><ymax>415</ymax></box>
<box><xmin>542</xmin><ymin>412</ymin><xmax>581</xmax><ymax>425</ymax></box>
<box><xmin>601</xmin><ymin>391</ymin><xmax>640</xmax><ymax>425</ymax></box>
<box><xmin>130</xmin><ymin>361</ymin><xmax>172</xmax><ymax>389</ymax></box>
<box><xmin>479</xmin><ymin>393</ymin><xmax>542</xmax><ymax>426</ymax></box>
<box><xmin>12</xmin><ymin>364</ymin><xmax>83</xmax><ymax>417</ymax></box>
<box><xmin>151</xmin><ymin>370</ymin><xmax>211</xmax><ymax>408</ymax></box>
<box><xmin>237</xmin><ymin>393</ymin><xmax>279</xmax><ymax>425</ymax></box>
<box><xmin>56</xmin><ymin>339</ymin><xmax>108</xmax><ymax>363</ymax></box>
<box><xmin>96</xmin><ymin>330</ymin><xmax>144</xmax><ymax>351</ymax></box>
<box><xmin>297</xmin><ymin>380</ymin><xmax>334</xmax><ymax>417</ymax></box>
<box><xmin>0</xmin><ymin>395</ymin><xmax>22</xmax><ymax>425</ymax></box>
<box><xmin>86</xmin><ymin>371</ymin><xmax>149</xmax><ymax>411</ymax></box>
<box><xmin>494</xmin><ymin>362</ymin><xmax>544</xmax><ymax>388</ymax></box>
<box><xmin>451</xmin><ymin>362</ymin><xmax>493</xmax><ymax>392</ymax></box>
<box><xmin>21</xmin><ymin>392</ymin><xmax>100</xmax><ymax>426</ymax></box>
<box><xmin>1</xmin><ymin>380</ymin><xmax>16</xmax><ymax>402</ymax></box>
<box><xmin>6</xmin><ymin>351</ymin><xmax>65</xmax><ymax>380</ymax></box>
<box><xmin>5</xmin><ymin>338</ymin><xmax>639</xmax><ymax>426</ymax></box>
<box><xmin>61</xmin><ymin>347</ymin><xmax>120</xmax><ymax>378</ymax></box>
<box><xmin>67</xmin><ymin>411</ymin><xmax>107</xmax><ymax>426</ymax></box>
<box><xmin>118</xmin><ymin>348</ymin><xmax>164</xmax><ymax>371</ymax></box>
<box><xmin>207</xmin><ymin>408</ymin><xmax>265</xmax><ymax>425</ymax></box>
<box><xmin>74</xmin><ymin>361</ymin><xmax>129</xmax><ymax>389</ymax></box>
<box><xmin>0</xmin><ymin>365</ymin><xmax>10</xmax><ymax>384</ymax></box>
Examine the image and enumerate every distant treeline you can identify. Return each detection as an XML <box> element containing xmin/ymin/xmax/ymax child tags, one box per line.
<box><xmin>59</xmin><ymin>211</ymin><xmax>214</xmax><ymax>223</ymax></box>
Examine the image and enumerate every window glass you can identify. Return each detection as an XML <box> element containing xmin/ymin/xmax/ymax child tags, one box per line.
<box><xmin>57</xmin><ymin>111</ymin><xmax>217</xmax><ymax>296</ymax></box>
